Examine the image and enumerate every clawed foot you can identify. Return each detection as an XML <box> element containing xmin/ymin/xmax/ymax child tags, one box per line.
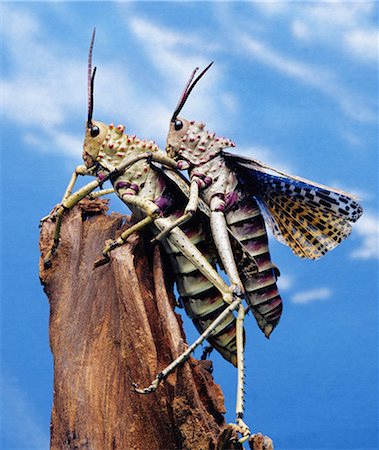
<box><xmin>40</xmin><ymin>215</ymin><xmax>52</xmax><ymax>227</ymax></box>
<box><xmin>93</xmin><ymin>241</ymin><xmax>120</xmax><ymax>269</ymax></box>
<box><xmin>201</xmin><ymin>345</ymin><xmax>214</xmax><ymax>361</ymax></box>
<box><xmin>93</xmin><ymin>256</ymin><xmax>110</xmax><ymax>269</ymax></box>
<box><xmin>39</xmin><ymin>205</ymin><xmax>61</xmax><ymax>228</ymax></box>
<box><xmin>132</xmin><ymin>373</ymin><xmax>163</xmax><ymax>394</ymax></box>
<box><xmin>231</xmin><ymin>284</ymin><xmax>245</xmax><ymax>300</ymax></box>
<box><xmin>228</xmin><ymin>419</ymin><xmax>251</xmax><ymax>444</ymax></box>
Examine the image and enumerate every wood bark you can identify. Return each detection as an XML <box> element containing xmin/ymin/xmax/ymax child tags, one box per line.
<box><xmin>39</xmin><ymin>198</ymin><xmax>274</xmax><ymax>450</ymax></box>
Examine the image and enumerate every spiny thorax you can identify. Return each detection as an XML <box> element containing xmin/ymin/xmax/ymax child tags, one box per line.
<box><xmin>97</xmin><ymin>123</ymin><xmax>160</xmax><ymax>163</ymax></box>
<box><xmin>178</xmin><ymin>121</ymin><xmax>235</xmax><ymax>166</ymax></box>
<box><xmin>97</xmin><ymin>123</ymin><xmax>163</xmax><ymax>195</ymax></box>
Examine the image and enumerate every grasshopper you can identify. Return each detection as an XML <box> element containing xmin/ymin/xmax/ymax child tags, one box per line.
<box><xmin>151</xmin><ymin>64</ymin><xmax>363</xmax><ymax>440</ymax></box>
<box><xmin>157</xmin><ymin>63</ymin><xmax>363</xmax><ymax>337</ymax></box>
<box><xmin>41</xmin><ymin>31</ymin><xmax>258</xmax><ymax>442</ymax></box>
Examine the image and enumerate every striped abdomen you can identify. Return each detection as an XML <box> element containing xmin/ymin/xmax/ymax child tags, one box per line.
<box><xmin>160</xmin><ymin>215</ymin><xmax>240</xmax><ymax>366</ymax></box>
<box><xmin>117</xmin><ymin>168</ymin><xmax>241</xmax><ymax>367</ymax></box>
<box><xmin>226</xmin><ymin>194</ymin><xmax>282</xmax><ymax>337</ymax></box>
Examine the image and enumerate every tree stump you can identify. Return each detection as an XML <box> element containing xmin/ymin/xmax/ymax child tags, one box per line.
<box><xmin>39</xmin><ymin>199</ymin><xmax>274</xmax><ymax>450</ymax></box>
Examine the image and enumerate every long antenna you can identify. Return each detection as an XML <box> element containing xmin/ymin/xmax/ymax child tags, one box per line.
<box><xmin>171</xmin><ymin>62</ymin><xmax>213</xmax><ymax>122</ymax></box>
<box><xmin>87</xmin><ymin>28</ymin><xmax>96</xmax><ymax>127</ymax></box>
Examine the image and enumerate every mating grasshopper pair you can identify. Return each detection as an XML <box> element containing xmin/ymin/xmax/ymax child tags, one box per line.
<box><xmin>41</xmin><ymin>30</ymin><xmax>363</xmax><ymax>443</ymax></box>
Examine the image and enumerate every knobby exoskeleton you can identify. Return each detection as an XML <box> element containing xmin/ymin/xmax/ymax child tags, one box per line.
<box><xmin>151</xmin><ymin>63</ymin><xmax>364</xmax><ymax>438</ymax></box>
<box><xmin>41</xmin><ymin>31</ymin><xmax>261</xmax><ymax>442</ymax></box>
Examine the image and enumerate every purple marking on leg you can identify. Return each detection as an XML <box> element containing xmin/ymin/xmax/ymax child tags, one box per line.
<box><xmin>204</xmin><ymin>176</ymin><xmax>212</xmax><ymax>187</ymax></box>
<box><xmin>114</xmin><ymin>181</ymin><xmax>131</xmax><ymax>192</ymax></box>
<box><xmin>130</xmin><ymin>183</ymin><xmax>140</xmax><ymax>193</ymax></box>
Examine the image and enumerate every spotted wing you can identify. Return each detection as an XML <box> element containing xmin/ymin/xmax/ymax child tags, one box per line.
<box><xmin>224</xmin><ymin>152</ymin><xmax>363</xmax><ymax>260</ymax></box>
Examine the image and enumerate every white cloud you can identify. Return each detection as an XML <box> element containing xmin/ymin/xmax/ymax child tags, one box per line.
<box><xmin>291</xmin><ymin>20</ymin><xmax>311</xmax><ymax>41</ymax></box>
<box><xmin>0</xmin><ymin>6</ymin><xmax>176</xmax><ymax>156</ymax></box>
<box><xmin>344</xmin><ymin>29</ymin><xmax>379</xmax><ymax>63</ymax></box>
<box><xmin>253</xmin><ymin>2</ymin><xmax>288</xmax><ymax>16</ymax></box>
<box><xmin>303</xmin><ymin>2</ymin><xmax>379</xmax><ymax>65</ymax></box>
<box><xmin>292</xmin><ymin>287</ymin><xmax>332</xmax><ymax>305</ymax></box>
<box><xmin>236</xmin><ymin>145</ymin><xmax>295</xmax><ymax>174</ymax></box>
<box><xmin>126</xmin><ymin>15</ymin><xmax>238</xmax><ymax>137</ymax></box>
<box><xmin>275</xmin><ymin>2</ymin><xmax>378</xmax><ymax>65</ymax></box>
<box><xmin>351</xmin><ymin>212</ymin><xmax>379</xmax><ymax>260</ymax></box>
<box><xmin>2</xmin><ymin>6</ymin><xmax>238</xmax><ymax>153</ymax></box>
<box><xmin>277</xmin><ymin>274</ymin><xmax>294</xmax><ymax>291</ymax></box>
<box><xmin>303</xmin><ymin>2</ymin><xmax>374</xmax><ymax>29</ymax></box>
<box><xmin>235</xmin><ymin>33</ymin><xmax>376</xmax><ymax>123</ymax></box>
<box><xmin>1</xmin><ymin>6</ymin><xmax>89</xmax><ymax>158</ymax></box>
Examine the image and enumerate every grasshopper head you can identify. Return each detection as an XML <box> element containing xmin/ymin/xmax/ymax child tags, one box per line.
<box><xmin>83</xmin><ymin>120</ymin><xmax>109</xmax><ymax>168</ymax></box>
<box><xmin>166</xmin><ymin>117</ymin><xmax>190</xmax><ymax>159</ymax></box>
<box><xmin>167</xmin><ymin>62</ymin><xmax>214</xmax><ymax>163</ymax></box>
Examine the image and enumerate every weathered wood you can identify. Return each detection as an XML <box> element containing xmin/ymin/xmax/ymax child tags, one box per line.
<box><xmin>39</xmin><ymin>199</ymin><xmax>273</xmax><ymax>450</ymax></box>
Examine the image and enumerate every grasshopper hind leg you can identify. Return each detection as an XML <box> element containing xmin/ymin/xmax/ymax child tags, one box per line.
<box><xmin>230</xmin><ymin>303</ymin><xmax>251</xmax><ymax>443</ymax></box>
<box><xmin>132</xmin><ymin>296</ymin><xmax>242</xmax><ymax>394</ymax></box>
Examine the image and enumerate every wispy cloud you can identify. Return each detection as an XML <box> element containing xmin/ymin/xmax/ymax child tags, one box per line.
<box><xmin>291</xmin><ymin>287</ymin><xmax>332</xmax><ymax>305</ymax></box>
<box><xmin>2</xmin><ymin>4</ymin><xmax>240</xmax><ymax>159</ymax></box>
<box><xmin>234</xmin><ymin>33</ymin><xmax>376</xmax><ymax>123</ymax></box>
<box><xmin>351</xmin><ymin>212</ymin><xmax>379</xmax><ymax>260</ymax></box>
<box><xmin>211</xmin><ymin>1</ymin><xmax>377</xmax><ymax>125</ymax></box>
<box><xmin>237</xmin><ymin>145</ymin><xmax>295</xmax><ymax>174</ymax></box>
<box><xmin>1</xmin><ymin>5</ymin><xmax>87</xmax><ymax>158</ymax></box>
<box><xmin>255</xmin><ymin>1</ymin><xmax>378</xmax><ymax>64</ymax></box>
<box><xmin>1</xmin><ymin>6</ymin><xmax>171</xmax><ymax>156</ymax></box>
<box><xmin>277</xmin><ymin>274</ymin><xmax>294</xmax><ymax>291</ymax></box>
<box><xmin>344</xmin><ymin>28</ymin><xmax>379</xmax><ymax>63</ymax></box>
<box><xmin>126</xmin><ymin>15</ymin><xmax>238</xmax><ymax>135</ymax></box>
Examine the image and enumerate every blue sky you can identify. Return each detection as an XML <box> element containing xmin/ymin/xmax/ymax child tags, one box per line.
<box><xmin>1</xmin><ymin>2</ymin><xmax>378</xmax><ymax>449</ymax></box>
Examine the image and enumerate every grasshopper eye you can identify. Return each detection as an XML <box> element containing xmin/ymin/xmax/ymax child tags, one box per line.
<box><xmin>90</xmin><ymin>125</ymin><xmax>100</xmax><ymax>137</ymax></box>
<box><xmin>174</xmin><ymin>120</ymin><xmax>183</xmax><ymax>131</ymax></box>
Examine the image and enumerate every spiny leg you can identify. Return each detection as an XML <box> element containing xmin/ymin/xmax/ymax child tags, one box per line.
<box><xmin>88</xmin><ymin>188</ymin><xmax>114</xmax><ymax>198</ymax></box>
<box><xmin>93</xmin><ymin>215</ymin><xmax>155</xmax><ymax>268</ymax></box>
<box><xmin>233</xmin><ymin>303</ymin><xmax>251</xmax><ymax>443</ymax></box>
<box><xmin>43</xmin><ymin>176</ymin><xmax>107</xmax><ymax>268</ymax></box>
<box><xmin>201</xmin><ymin>345</ymin><xmax>214</xmax><ymax>361</ymax></box>
<box><xmin>93</xmin><ymin>193</ymin><xmax>162</xmax><ymax>267</ymax></box>
<box><xmin>40</xmin><ymin>165</ymin><xmax>90</xmax><ymax>226</ymax></box>
<box><xmin>156</xmin><ymin>216</ymin><xmax>233</xmax><ymax>305</ymax></box>
<box><xmin>132</xmin><ymin>296</ymin><xmax>243</xmax><ymax>394</ymax></box>
<box><xmin>94</xmin><ymin>195</ymin><xmax>234</xmax><ymax>306</ymax></box>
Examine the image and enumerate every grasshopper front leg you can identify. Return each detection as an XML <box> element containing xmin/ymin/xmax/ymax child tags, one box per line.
<box><xmin>43</xmin><ymin>172</ymin><xmax>109</xmax><ymax>268</ymax></box>
<box><xmin>93</xmin><ymin>215</ymin><xmax>155</xmax><ymax>268</ymax></box>
<box><xmin>153</xmin><ymin>179</ymin><xmax>199</xmax><ymax>243</ymax></box>
<box><xmin>88</xmin><ymin>188</ymin><xmax>114</xmax><ymax>199</ymax></box>
<box><xmin>94</xmin><ymin>193</ymin><xmax>233</xmax><ymax>305</ymax></box>
<box><xmin>40</xmin><ymin>165</ymin><xmax>90</xmax><ymax>226</ymax></box>
<box><xmin>93</xmin><ymin>193</ymin><xmax>162</xmax><ymax>268</ymax></box>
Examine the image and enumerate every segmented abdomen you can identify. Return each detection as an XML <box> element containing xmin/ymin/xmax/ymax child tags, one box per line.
<box><xmin>226</xmin><ymin>194</ymin><xmax>282</xmax><ymax>337</ymax></box>
<box><xmin>161</xmin><ymin>216</ymin><xmax>239</xmax><ymax>366</ymax></box>
<box><xmin>117</xmin><ymin>169</ymin><xmax>240</xmax><ymax>367</ymax></box>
